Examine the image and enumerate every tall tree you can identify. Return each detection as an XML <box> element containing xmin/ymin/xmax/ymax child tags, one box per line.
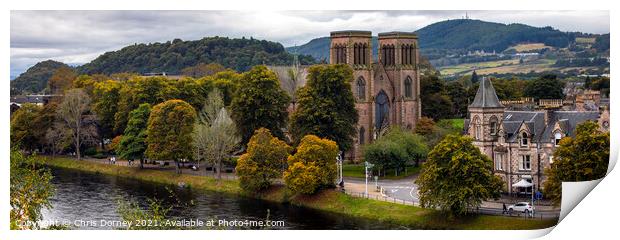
<box><xmin>146</xmin><ymin>100</ymin><xmax>196</xmax><ymax>174</ymax></box>
<box><xmin>45</xmin><ymin>122</ymin><xmax>72</xmax><ymax>157</ymax></box>
<box><xmin>415</xmin><ymin>134</ymin><xmax>502</xmax><ymax>216</ymax></box>
<box><xmin>10</xmin><ymin>104</ymin><xmax>43</xmax><ymax>151</ymax></box>
<box><xmin>524</xmin><ymin>74</ymin><xmax>564</xmax><ymax>100</ymax></box>
<box><xmin>230</xmin><ymin>65</ymin><xmax>291</xmax><ymax>146</ymax></box>
<box><xmin>93</xmin><ymin>80</ymin><xmax>123</xmax><ymax>140</ymax></box>
<box><xmin>193</xmin><ymin>90</ymin><xmax>241</xmax><ymax>180</ymax></box>
<box><xmin>544</xmin><ymin>121</ymin><xmax>610</xmax><ymax>206</ymax></box>
<box><xmin>114</xmin><ymin>77</ymin><xmax>170</xmax><ymax>134</ymax></box>
<box><xmin>236</xmin><ymin>128</ymin><xmax>292</xmax><ymax>193</ymax></box>
<box><xmin>284</xmin><ymin>135</ymin><xmax>339</xmax><ymax>195</ymax></box>
<box><xmin>57</xmin><ymin>88</ymin><xmax>96</xmax><ymax>160</ymax></box>
<box><xmin>289</xmin><ymin>64</ymin><xmax>358</xmax><ymax>151</ymax></box>
<box><xmin>10</xmin><ymin>148</ymin><xmax>54</xmax><ymax>230</ymax></box>
<box><xmin>420</xmin><ymin>74</ymin><xmax>452</xmax><ymax>120</ymax></box>
<box><xmin>117</xmin><ymin>103</ymin><xmax>151</xmax><ymax>169</ymax></box>
<box><xmin>47</xmin><ymin>66</ymin><xmax>76</xmax><ymax>94</ymax></box>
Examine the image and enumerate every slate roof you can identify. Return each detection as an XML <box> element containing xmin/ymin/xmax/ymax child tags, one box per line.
<box><xmin>469</xmin><ymin>77</ymin><xmax>503</xmax><ymax>108</ymax></box>
<box><xmin>540</xmin><ymin>111</ymin><xmax>600</xmax><ymax>142</ymax></box>
<box><xmin>503</xmin><ymin>111</ymin><xmax>546</xmax><ymax>143</ymax></box>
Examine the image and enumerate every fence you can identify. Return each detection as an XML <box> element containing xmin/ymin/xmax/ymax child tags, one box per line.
<box><xmin>343</xmin><ymin>189</ymin><xmax>418</xmax><ymax>206</ymax></box>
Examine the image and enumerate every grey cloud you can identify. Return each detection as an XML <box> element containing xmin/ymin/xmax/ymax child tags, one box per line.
<box><xmin>10</xmin><ymin>10</ymin><xmax>609</xmax><ymax>78</ymax></box>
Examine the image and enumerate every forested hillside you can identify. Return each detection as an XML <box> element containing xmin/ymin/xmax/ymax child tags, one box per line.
<box><xmin>78</xmin><ymin>37</ymin><xmax>316</xmax><ymax>75</ymax></box>
<box><xmin>10</xmin><ymin>60</ymin><xmax>70</xmax><ymax>95</ymax></box>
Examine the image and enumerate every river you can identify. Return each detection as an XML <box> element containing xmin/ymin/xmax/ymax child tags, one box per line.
<box><xmin>41</xmin><ymin>167</ymin><xmax>406</xmax><ymax>230</ymax></box>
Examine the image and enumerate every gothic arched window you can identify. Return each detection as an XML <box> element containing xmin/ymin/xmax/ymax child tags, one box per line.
<box><xmin>357</xmin><ymin>77</ymin><xmax>366</xmax><ymax>100</ymax></box>
<box><xmin>473</xmin><ymin>116</ymin><xmax>482</xmax><ymax>140</ymax></box>
<box><xmin>359</xmin><ymin>127</ymin><xmax>365</xmax><ymax>144</ymax></box>
<box><xmin>521</xmin><ymin>132</ymin><xmax>529</xmax><ymax>146</ymax></box>
<box><xmin>404</xmin><ymin>76</ymin><xmax>413</xmax><ymax>98</ymax></box>
<box><xmin>375</xmin><ymin>90</ymin><xmax>390</xmax><ymax>130</ymax></box>
<box><xmin>489</xmin><ymin>116</ymin><xmax>498</xmax><ymax>135</ymax></box>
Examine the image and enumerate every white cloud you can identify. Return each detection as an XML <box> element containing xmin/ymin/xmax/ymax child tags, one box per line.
<box><xmin>10</xmin><ymin>10</ymin><xmax>609</xmax><ymax>78</ymax></box>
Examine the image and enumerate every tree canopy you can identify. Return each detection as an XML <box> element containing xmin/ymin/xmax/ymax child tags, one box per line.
<box><xmin>415</xmin><ymin>134</ymin><xmax>502</xmax><ymax>216</ymax></box>
<box><xmin>230</xmin><ymin>65</ymin><xmax>291</xmax><ymax>146</ymax></box>
<box><xmin>290</xmin><ymin>64</ymin><xmax>358</xmax><ymax>151</ymax></box>
<box><xmin>524</xmin><ymin>74</ymin><xmax>564</xmax><ymax>100</ymax></box>
<box><xmin>236</xmin><ymin>128</ymin><xmax>292</xmax><ymax>193</ymax></box>
<box><xmin>544</xmin><ymin>121</ymin><xmax>610</xmax><ymax>206</ymax></box>
<box><xmin>284</xmin><ymin>135</ymin><xmax>339</xmax><ymax>195</ymax></box>
<box><xmin>118</xmin><ymin>103</ymin><xmax>151</xmax><ymax>168</ymax></box>
<box><xmin>146</xmin><ymin>99</ymin><xmax>196</xmax><ymax>173</ymax></box>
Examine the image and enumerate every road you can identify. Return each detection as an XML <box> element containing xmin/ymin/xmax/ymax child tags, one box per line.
<box><xmin>343</xmin><ymin>176</ymin><xmax>560</xmax><ymax>219</ymax></box>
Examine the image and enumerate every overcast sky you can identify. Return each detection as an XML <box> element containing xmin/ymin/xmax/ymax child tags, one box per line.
<box><xmin>10</xmin><ymin>10</ymin><xmax>609</xmax><ymax>78</ymax></box>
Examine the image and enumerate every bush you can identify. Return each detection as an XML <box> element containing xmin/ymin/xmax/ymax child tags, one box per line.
<box><xmin>284</xmin><ymin>135</ymin><xmax>339</xmax><ymax>195</ymax></box>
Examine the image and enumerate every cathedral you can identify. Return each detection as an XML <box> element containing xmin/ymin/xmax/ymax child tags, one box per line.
<box><xmin>329</xmin><ymin>30</ymin><xmax>422</xmax><ymax>161</ymax></box>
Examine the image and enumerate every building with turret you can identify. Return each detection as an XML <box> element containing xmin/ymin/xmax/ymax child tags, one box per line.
<box><xmin>465</xmin><ymin>77</ymin><xmax>609</xmax><ymax>194</ymax></box>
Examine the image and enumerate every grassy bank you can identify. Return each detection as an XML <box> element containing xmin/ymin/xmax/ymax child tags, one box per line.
<box><xmin>41</xmin><ymin>157</ymin><xmax>557</xmax><ymax>230</ymax></box>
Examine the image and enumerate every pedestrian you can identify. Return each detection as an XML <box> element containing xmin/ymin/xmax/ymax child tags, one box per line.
<box><xmin>111</xmin><ymin>156</ymin><xmax>116</xmax><ymax>165</ymax></box>
<box><xmin>502</xmin><ymin>203</ymin><xmax>507</xmax><ymax>214</ymax></box>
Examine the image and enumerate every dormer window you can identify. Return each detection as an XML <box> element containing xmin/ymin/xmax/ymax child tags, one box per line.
<box><xmin>554</xmin><ymin>132</ymin><xmax>562</xmax><ymax>146</ymax></box>
<box><xmin>521</xmin><ymin>132</ymin><xmax>529</xmax><ymax>146</ymax></box>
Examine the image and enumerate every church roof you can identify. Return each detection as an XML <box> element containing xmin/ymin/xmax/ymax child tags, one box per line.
<box><xmin>469</xmin><ymin>77</ymin><xmax>503</xmax><ymax>108</ymax></box>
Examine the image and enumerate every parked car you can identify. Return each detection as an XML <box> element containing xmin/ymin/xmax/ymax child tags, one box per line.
<box><xmin>508</xmin><ymin>202</ymin><xmax>534</xmax><ymax>215</ymax></box>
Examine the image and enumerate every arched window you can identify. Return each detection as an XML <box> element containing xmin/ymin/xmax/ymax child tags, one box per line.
<box><xmin>382</xmin><ymin>44</ymin><xmax>395</xmax><ymax>66</ymax></box>
<box><xmin>362</xmin><ymin>43</ymin><xmax>368</xmax><ymax>64</ymax></box>
<box><xmin>404</xmin><ymin>76</ymin><xmax>413</xmax><ymax>98</ymax></box>
<box><xmin>359</xmin><ymin>127</ymin><xmax>365</xmax><ymax>144</ymax></box>
<box><xmin>357</xmin><ymin>77</ymin><xmax>366</xmax><ymax>100</ymax></box>
<box><xmin>375</xmin><ymin>90</ymin><xmax>390</xmax><ymax>130</ymax></box>
<box><xmin>489</xmin><ymin>116</ymin><xmax>498</xmax><ymax>135</ymax></box>
<box><xmin>335</xmin><ymin>44</ymin><xmax>347</xmax><ymax>64</ymax></box>
<box><xmin>521</xmin><ymin>132</ymin><xmax>529</xmax><ymax>146</ymax></box>
<box><xmin>554</xmin><ymin>132</ymin><xmax>562</xmax><ymax>146</ymax></box>
<box><xmin>473</xmin><ymin>116</ymin><xmax>481</xmax><ymax>140</ymax></box>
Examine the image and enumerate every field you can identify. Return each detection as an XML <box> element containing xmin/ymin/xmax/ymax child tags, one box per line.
<box><xmin>575</xmin><ymin>37</ymin><xmax>596</xmax><ymax>44</ymax></box>
<box><xmin>439</xmin><ymin>58</ymin><xmax>577</xmax><ymax>76</ymax></box>
<box><xmin>506</xmin><ymin>43</ymin><xmax>552</xmax><ymax>52</ymax></box>
<box><xmin>439</xmin><ymin>59</ymin><xmax>519</xmax><ymax>76</ymax></box>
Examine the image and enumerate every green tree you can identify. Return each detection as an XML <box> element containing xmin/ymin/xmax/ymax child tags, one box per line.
<box><xmin>10</xmin><ymin>104</ymin><xmax>43</xmax><ymax>151</ymax></box>
<box><xmin>524</xmin><ymin>74</ymin><xmax>564</xmax><ymax>100</ymax></box>
<box><xmin>93</xmin><ymin>80</ymin><xmax>123</xmax><ymax>139</ymax></box>
<box><xmin>146</xmin><ymin>100</ymin><xmax>196</xmax><ymax>174</ymax></box>
<box><xmin>114</xmin><ymin>77</ymin><xmax>170</xmax><ymax>134</ymax></box>
<box><xmin>10</xmin><ymin>148</ymin><xmax>54</xmax><ymax>229</ymax></box>
<box><xmin>290</xmin><ymin>64</ymin><xmax>358</xmax><ymax>151</ymax></box>
<box><xmin>421</xmin><ymin>74</ymin><xmax>452</xmax><ymax>120</ymax></box>
<box><xmin>415</xmin><ymin>134</ymin><xmax>502</xmax><ymax>216</ymax></box>
<box><xmin>446</xmin><ymin>81</ymin><xmax>468</xmax><ymax>118</ymax></box>
<box><xmin>544</xmin><ymin>121</ymin><xmax>610</xmax><ymax>206</ymax></box>
<box><xmin>193</xmin><ymin>90</ymin><xmax>241</xmax><ymax>180</ymax></box>
<box><xmin>284</xmin><ymin>135</ymin><xmax>339</xmax><ymax>195</ymax></box>
<box><xmin>230</xmin><ymin>65</ymin><xmax>291</xmax><ymax>145</ymax></box>
<box><xmin>364</xmin><ymin>127</ymin><xmax>428</xmax><ymax>175</ymax></box>
<box><xmin>236</xmin><ymin>128</ymin><xmax>292</xmax><ymax>193</ymax></box>
<box><xmin>117</xmin><ymin>103</ymin><xmax>151</xmax><ymax>169</ymax></box>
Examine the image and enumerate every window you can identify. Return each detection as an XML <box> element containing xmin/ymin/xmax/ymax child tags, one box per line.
<box><xmin>521</xmin><ymin>132</ymin><xmax>528</xmax><ymax>146</ymax></box>
<box><xmin>404</xmin><ymin>76</ymin><xmax>413</xmax><ymax>98</ymax></box>
<box><xmin>494</xmin><ymin>153</ymin><xmax>503</xmax><ymax>171</ymax></box>
<box><xmin>334</xmin><ymin>44</ymin><xmax>347</xmax><ymax>64</ymax></box>
<box><xmin>554</xmin><ymin>132</ymin><xmax>562</xmax><ymax>146</ymax></box>
<box><xmin>473</xmin><ymin>116</ymin><xmax>481</xmax><ymax>140</ymax></box>
<box><xmin>489</xmin><ymin>116</ymin><xmax>498</xmax><ymax>135</ymax></box>
<box><xmin>359</xmin><ymin>127</ymin><xmax>365</xmax><ymax>144</ymax></box>
<box><xmin>382</xmin><ymin>44</ymin><xmax>395</xmax><ymax>66</ymax></box>
<box><xmin>356</xmin><ymin>77</ymin><xmax>366</xmax><ymax>100</ymax></box>
<box><xmin>520</xmin><ymin>155</ymin><xmax>531</xmax><ymax>170</ymax></box>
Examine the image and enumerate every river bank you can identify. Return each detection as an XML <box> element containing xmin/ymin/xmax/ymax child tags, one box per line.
<box><xmin>41</xmin><ymin>156</ymin><xmax>558</xmax><ymax>230</ymax></box>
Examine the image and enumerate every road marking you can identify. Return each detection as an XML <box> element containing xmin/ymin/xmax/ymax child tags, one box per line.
<box><xmin>409</xmin><ymin>186</ymin><xmax>416</xmax><ymax>199</ymax></box>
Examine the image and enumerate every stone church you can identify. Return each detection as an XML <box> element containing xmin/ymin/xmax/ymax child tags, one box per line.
<box><xmin>329</xmin><ymin>30</ymin><xmax>422</xmax><ymax>161</ymax></box>
<box><xmin>465</xmin><ymin>77</ymin><xmax>608</xmax><ymax>194</ymax></box>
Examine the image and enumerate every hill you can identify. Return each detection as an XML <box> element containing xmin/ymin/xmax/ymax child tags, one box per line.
<box><xmin>78</xmin><ymin>37</ymin><xmax>316</xmax><ymax>75</ymax></box>
<box><xmin>286</xmin><ymin>19</ymin><xmax>578</xmax><ymax>60</ymax></box>
<box><xmin>10</xmin><ymin>60</ymin><xmax>70</xmax><ymax>95</ymax></box>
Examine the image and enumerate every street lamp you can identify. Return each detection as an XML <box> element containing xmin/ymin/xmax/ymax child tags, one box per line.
<box><xmin>364</xmin><ymin>161</ymin><xmax>374</xmax><ymax>197</ymax></box>
<box><xmin>336</xmin><ymin>151</ymin><xmax>344</xmax><ymax>188</ymax></box>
